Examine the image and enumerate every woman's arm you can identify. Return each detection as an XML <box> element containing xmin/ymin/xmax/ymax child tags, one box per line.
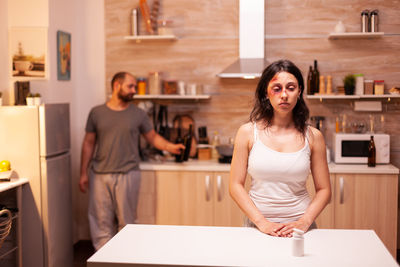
<box><xmin>279</xmin><ymin>127</ymin><xmax>331</xmax><ymax>236</ymax></box>
<box><xmin>229</xmin><ymin>123</ymin><xmax>285</xmax><ymax>237</ymax></box>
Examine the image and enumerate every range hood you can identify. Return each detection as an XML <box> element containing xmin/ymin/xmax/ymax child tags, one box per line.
<box><xmin>218</xmin><ymin>0</ymin><xmax>266</xmax><ymax>79</ymax></box>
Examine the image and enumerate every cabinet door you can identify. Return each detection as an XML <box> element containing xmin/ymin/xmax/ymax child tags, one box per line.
<box><xmin>306</xmin><ymin>174</ymin><xmax>335</xmax><ymax>228</ymax></box>
<box><xmin>156</xmin><ymin>171</ymin><xmax>213</xmax><ymax>226</ymax></box>
<box><xmin>213</xmin><ymin>172</ymin><xmax>245</xmax><ymax>227</ymax></box>
<box><xmin>334</xmin><ymin>174</ymin><xmax>398</xmax><ymax>256</ymax></box>
<box><xmin>137</xmin><ymin>171</ymin><xmax>156</xmax><ymax>224</ymax></box>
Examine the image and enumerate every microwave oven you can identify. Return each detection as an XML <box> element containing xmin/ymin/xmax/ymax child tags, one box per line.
<box><xmin>333</xmin><ymin>133</ymin><xmax>390</xmax><ymax>164</ymax></box>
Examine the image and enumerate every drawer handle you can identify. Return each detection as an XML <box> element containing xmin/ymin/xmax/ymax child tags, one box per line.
<box><xmin>217</xmin><ymin>175</ymin><xmax>222</xmax><ymax>202</ymax></box>
<box><xmin>205</xmin><ymin>175</ymin><xmax>211</xmax><ymax>201</ymax></box>
<box><xmin>339</xmin><ymin>177</ymin><xmax>344</xmax><ymax>204</ymax></box>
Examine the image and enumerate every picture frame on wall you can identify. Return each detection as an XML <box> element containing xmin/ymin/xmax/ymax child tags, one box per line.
<box><xmin>57</xmin><ymin>30</ymin><xmax>71</xmax><ymax>81</ymax></box>
<box><xmin>9</xmin><ymin>27</ymin><xmax>48</xmax><ymax>80</ymax></box>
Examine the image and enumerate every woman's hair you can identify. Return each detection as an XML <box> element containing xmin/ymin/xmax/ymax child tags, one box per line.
<box><xmin>249</xmin><ymin>59</ymin><xmax>309</xmax><ymax>135</ymax></box>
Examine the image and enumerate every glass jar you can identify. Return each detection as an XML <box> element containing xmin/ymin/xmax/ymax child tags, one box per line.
<box><xmin>137</xmin><ymin>77</ymin><xmax>147</xmax><ymax>95</ymax></box>
<box><xmin>374</xmin><ymin>80</ymin><xmax>384</xmax><ymax>95</ymax></box>
<box><xmin>148</xmin><ymin>72</ymin><xmax>162</xmax><ymax>95</ymax></box>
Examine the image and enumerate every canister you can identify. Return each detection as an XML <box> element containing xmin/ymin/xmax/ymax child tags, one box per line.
<box><xmin>137</xmin><ymin>77</ymin><xmax>147</xmax><ymax>95</ymax></box>
<box><xmin>148</xmin><ymin>72</ymin><xmax>162</xmax><ymax>95</ymax></box>
<box><xmin>361</xmin><ymin>10</ymin><xmax>370</xmax><ymax>32</ymax></box>
<box><xmin>364</xmin><ymin>80</ymin><xmax>374</xmax><ymax>95</ymax></box>
<box><xmin>374</xmin><ymin>80</ymin><xmax>384</xmax><ymax>95</ymax></box>
<box><xmin>354</xmin><ymin>74</ymin><xmax>364</xmax><ymax>95</ymax></box>
<box><xmin>370</xmin><ymin>10</ymin><xmax>379</xmax><ymax>32</ymax></box>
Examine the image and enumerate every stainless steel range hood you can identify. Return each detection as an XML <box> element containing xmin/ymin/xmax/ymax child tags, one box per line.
<box><xmin>218</xmin><ymin>0</ymin><xmax>266</xmax><ymax>79</ymax></box>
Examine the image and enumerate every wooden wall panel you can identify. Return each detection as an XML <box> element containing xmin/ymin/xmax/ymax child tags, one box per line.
<box><xmin>105</xmin><ymin>0</ymin><xmax>400</xmax><ymax>248</ymax></box>
<box><xmin>105</xmin><ymin>0</ymin><xmax>400</xmax><ymax>150</ymax></box>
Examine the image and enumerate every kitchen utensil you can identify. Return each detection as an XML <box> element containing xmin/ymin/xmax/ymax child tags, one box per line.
<box><xmin>216</xmin><ymin>144</ymin><xmax>234</xmax><ymax>157</ymax></box>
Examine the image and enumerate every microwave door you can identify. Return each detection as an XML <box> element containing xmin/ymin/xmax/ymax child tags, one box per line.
<box><xmin>342</xmin><ymin>140</ymin><xmax>369</xmax><ymax>157</ymax></box>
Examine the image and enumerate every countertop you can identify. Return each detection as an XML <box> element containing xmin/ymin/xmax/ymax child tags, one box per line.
<box><xmin>0</xmin><ymin>177</ymin><xmax>29</xmax><ymax>193</ymax></box>
<box><xmin>139</xmin><ymin>160</ymin><xmax>400</xmax><ymax>174</ymax></box>
<box><xmin>87</xmin><ymin>224</ymin><xmax>398</xmax><ymax>267</ymax></box>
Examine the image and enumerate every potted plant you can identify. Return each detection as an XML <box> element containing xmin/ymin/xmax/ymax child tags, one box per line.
<box><xmin>34</xmin><ymin>93</ymin><xmax>41</xmax><ymax>106</ymax></box>
<box><xmin>343</xmin><ymin>74</ymin><xmax>356</xmax><ymax>95</ymax></box>
<box><xmin>26</xmin><ymin>92</ymin><xmax>34</xmax><ymax>106</ymax></box>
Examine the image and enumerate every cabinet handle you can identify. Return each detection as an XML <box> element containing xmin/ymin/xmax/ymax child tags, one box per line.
<box><xmin>205</xmin><ymin>175</ymin><xmax>211</xmax><ymax>201</ymax></box>
<box><xmin>339</xmin><ymin>177</ymin><xmax>344</xmax><ymax>204</ymax></box>
<box><xmin>217</xmin><ymin>175</ymin><xmax>222</xmax><ymax>202</ymax></box>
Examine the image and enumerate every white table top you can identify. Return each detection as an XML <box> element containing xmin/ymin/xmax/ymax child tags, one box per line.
<box><xmin>0</xmin><ymin>177</ymin><xmax>28</xmax><ymax>193</ymax></box>
<box><xmin>87</xmin><ymin>225</ymin><xmax>398</xmax><ymax>267</ymax></box>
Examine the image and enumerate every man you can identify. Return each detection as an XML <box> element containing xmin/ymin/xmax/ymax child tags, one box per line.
<box><xmin>79</xmin><ymin>72</ymin><xmax>184</xmax><ymax>250</ymax></box>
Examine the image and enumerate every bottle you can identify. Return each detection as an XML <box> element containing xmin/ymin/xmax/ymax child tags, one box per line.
<box><xmin>307</xmin><ymin>66</ymin><xmax>314</xmax><ymax>95</ymax></box>
<box><xmin>368</xmin><ymin>135</ymin><xmax>376</xmax><ymax>167</ymax></box>
<box><xmin>319</xmin><ymin>75</ymin><xmax>325</xmax><ymax>94</ymax></box>
<box><xmin>361</xmin><ymin>10</ymin><xmax>370</xmax><ymax>32</ymax></box>
<box><xmin>312</xmin><ymin>60</ymin><xmax>320</xmax><ymax>94</ymax></box>
<box><xmin>211</xmin><ymin>131</ymin><xmax>220</xmax><ymax>160</ymax></box>
<box><xmin>181</xmin><ymin>124</ymin><xmax>193</xmax><ymax>161</ymax></box>
<box><xmin>174</xmin><ymin>127</ymin><xmax>184</xmax><ymax>162</ymax></box>
<box><xmin>370</xmin><ymin>10</ymin><xmax>379</xmax><ymax>33</ymax></box>
<box><xmin>326</xmin><ymin>75</ymin><xmax>332</xmax><ymax>94</ymax></box>
<box><xmin>131</xmin><ymin>8</ymin><xmax>139</xmax><ymax>36</ymax></box>
<box><xmin>292</xmin><ymin>228</ymin><xmax>304</xmax><ymax>257</ymax></box>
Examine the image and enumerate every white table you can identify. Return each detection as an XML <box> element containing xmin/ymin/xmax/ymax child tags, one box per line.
<box><xmin>87</xmin><ymin>224</ymin><xmax>398</xmax><ymax>267</ymax></box>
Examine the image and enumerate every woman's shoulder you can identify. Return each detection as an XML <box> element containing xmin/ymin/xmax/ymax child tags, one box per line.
<box><xmin>306</xmin><ymin>125</ymin><xmax>325</xmax><ymax>149</ymax></box>
<box><xmin>237</xmin><ymin>122</ymin><xmax>254</xmax><ymax>136</ymax></box>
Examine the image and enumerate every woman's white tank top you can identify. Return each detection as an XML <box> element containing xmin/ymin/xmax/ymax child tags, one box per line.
<box><xmin>247</xmin><ymin>123</ymin><xmax>311</xmax><ymax>223</ymax></box>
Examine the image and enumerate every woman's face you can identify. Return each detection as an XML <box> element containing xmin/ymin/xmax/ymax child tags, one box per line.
<box><xmin>266</xmin><ymin>71</ymin><xmax>301</xmax><ymax>114</ymax></box>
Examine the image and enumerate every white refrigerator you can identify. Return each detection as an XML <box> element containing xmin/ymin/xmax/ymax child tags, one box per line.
<box><xmin>0</xmin><ymin>103</ymin><xmax>73</xmax><ymax>267</ymax></box>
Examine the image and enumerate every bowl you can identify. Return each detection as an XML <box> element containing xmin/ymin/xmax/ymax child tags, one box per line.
<box><xmin>216</xmin><ymin>144</ymin><xmax>234</xmax><ymax>157</ymax></box>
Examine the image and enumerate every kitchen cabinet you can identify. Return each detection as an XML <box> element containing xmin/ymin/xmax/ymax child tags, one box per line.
<box><xmin>0</xmin><ymin>178</ymin><xmax>28</xmax><ymax>267</ymax></box>
<box><xmin>136</xmin><ymin>171</ymin><xmax>156</xmax><ymax>224</ymax></box>
<box><xmin>306</xmin><ymin>174</ymin><xmax>335</xmax><ymax>229</ymax></box>
<box><xmin>334</xmin><ymin>173</ymin><xmax>398</xmax><ymax>256</ymax></box>
<box><xmin>307</xmin><ymin>173</ymin><xmax>398</xmax><ymax>257</ymax></box>
<box><xmin>156</xmin><ymin>171</ymin><xmax>245</xmax><ymax>227</ymax></box>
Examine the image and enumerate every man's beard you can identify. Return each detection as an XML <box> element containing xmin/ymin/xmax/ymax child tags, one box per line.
<box><xmin>118</xmin><ymin>91</ymin><xmax>134</xmax><ymax>102</ymax></box>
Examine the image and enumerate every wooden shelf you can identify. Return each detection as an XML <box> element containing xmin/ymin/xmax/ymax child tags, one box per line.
<box><xmin>306</xmin><ymin>94</ymin><xmax>400</xmax><ymax>100</ymax></box>
<box><xmin>328</xmin><ymin>32</ymin><xmax>384</xmax><ymax>40</ymax></box>
<box><xmin>133</xmin><ymin>94</ymin><xmax>211</xmax><ymax>100</ymax></box>
<box><xmin>124</xmin><ymin>35</ymin><xmax>177</xmax><ymax>42</ymax></box>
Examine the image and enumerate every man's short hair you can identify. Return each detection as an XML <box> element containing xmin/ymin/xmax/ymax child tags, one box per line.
<box><xmin>111</xmin><ymin>72</ymin><xmax>129</xmax><ymax>91</ymax></box>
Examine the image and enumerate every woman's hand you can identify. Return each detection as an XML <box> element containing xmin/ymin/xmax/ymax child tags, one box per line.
<box><xmin>257</xmin><ymin>220</ymin><xmax>286</xmax><ymax>237</ymax></box>
<box><xmin>277</xmin><ymin>219</ymin><xmax>311</xmax><ymax>237</ymax></box>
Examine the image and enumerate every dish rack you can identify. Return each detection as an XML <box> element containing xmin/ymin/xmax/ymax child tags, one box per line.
<box><xmin>0</xmin><ymin>209</ymin><xmax>12</xmax><ymax>248</ymax></box>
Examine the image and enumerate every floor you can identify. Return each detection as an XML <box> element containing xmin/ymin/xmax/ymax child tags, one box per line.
<box><xmin>74</xmin><ymin>240</ymin><xmax>95</xmax><ymax>267</ymax></box>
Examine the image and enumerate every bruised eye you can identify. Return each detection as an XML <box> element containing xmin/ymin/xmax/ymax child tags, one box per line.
<box><xmin>272</xmin><ymin>86</ymin><xmax>282</xmax><ymax>93</ymax></box>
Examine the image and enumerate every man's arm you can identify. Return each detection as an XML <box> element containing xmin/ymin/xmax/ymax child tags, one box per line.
<box><xmin>143</xmin><ymin>129</ymin><xmax>184</xmax><ymax>155</ymax></box>
<box><xmin>79</xmin><ymin>132</ymin><xmax>96</xmax><ymax>193</ymax></box>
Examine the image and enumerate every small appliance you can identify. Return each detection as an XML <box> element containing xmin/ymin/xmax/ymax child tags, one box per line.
<box><xmin>333</xmin><ymin>133</ymin><xmax>390</xmax><ymax>164</ymax></box>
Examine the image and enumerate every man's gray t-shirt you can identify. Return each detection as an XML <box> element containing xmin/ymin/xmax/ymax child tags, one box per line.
<box><xmin>85</xmin><ymin>103</ymin><xmax>153</xmax><ymax>173</ymax></box>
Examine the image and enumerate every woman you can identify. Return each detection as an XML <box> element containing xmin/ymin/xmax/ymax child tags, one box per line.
<box><xmin>229</xmin><ymin>59</ymin><xmax>331</xmax><ymax>237</ymax></box>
